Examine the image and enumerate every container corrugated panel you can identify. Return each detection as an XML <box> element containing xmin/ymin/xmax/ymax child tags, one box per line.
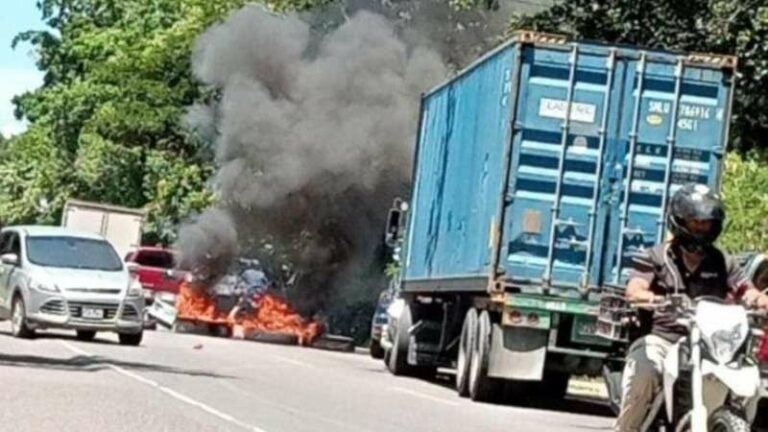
<box><xmin>404</xmin><ymin>44</ymin><xmax>516</xmax><ymax>286</ymax></box>
<box><xmin>403</xmin><ymin>35</ymin><xmax>735</xmax><ymax>295</ymax></box>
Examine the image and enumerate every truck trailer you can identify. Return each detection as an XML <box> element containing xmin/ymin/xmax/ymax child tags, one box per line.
<box><xmin>383</xmin><ymin>31</ymin><xmax>737</xmax><ymax>402</ymax></box>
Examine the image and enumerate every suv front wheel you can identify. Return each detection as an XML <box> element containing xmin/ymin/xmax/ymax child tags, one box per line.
<box><xmin>118</xmin><ymin>331</ymin><xmax>143</xmax><ymax>346</ymax></box>
<box><xmin>11</xmin><ymin>295</ymin><xmax>35</xmax><ymax>339</ymax></box>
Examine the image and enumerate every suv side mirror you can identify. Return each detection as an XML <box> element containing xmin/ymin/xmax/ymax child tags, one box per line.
<box><xmin>126</xmin><ymin>262</ymin><xmax>140</xmax><ymax>274</ymax></box>
<box><xmin>0</xmin><ymin>253</ymin><xmax>18</xmax><ymax>266</ymax></box>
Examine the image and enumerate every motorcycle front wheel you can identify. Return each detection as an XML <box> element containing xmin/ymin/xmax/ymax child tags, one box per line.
<box><xmin>707</xmin><ymin>408</ymin><xmax>750</xmax><ymax>432</ymax></box>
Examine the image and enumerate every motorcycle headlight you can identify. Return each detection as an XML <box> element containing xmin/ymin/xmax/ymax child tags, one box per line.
<box><xmin>31</xmin><ymin>281</ymin><xmax>60</xmax><ymax>293</ymax></box>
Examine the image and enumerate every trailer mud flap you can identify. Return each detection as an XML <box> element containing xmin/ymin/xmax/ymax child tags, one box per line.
<box><xmin>487</xmin><ymin>323</ymin><xmax>547</xmax><ymax>380</ymax></box>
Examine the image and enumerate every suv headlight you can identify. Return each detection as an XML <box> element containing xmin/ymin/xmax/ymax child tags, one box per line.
<box><xmin>31</xmin><ymin>281</ymin><xmax>60</xmax><ymax>293</ymax></box>
<box><xmin>127</xmin><ymin>280</ymin><xmax>143</xmax><ymax>298</ymax></box>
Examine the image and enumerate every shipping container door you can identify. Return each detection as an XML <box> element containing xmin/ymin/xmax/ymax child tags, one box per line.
<box><xmin>604</xmin><ymin>55</ymin><xmax>734</xmax><ymax>285</ymax></box>
<box><xmin>500</xmin><ymin>43</ymin><xmax>623</xmax><ymax>292</ymax></box>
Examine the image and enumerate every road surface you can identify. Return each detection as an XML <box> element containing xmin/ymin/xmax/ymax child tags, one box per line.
<box><xmin>0</xmin><ymin>323</ymin><xmax>614</xmax><ymax>432</ymax></box>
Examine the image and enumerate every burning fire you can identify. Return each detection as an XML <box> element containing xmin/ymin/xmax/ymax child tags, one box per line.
<box><xmin>176</xmin><ymin>282</ymin><xmax>229</xmax><ymax>324</ymax></box>
<box><xmin>228</xmin><ymin>293</ymin><xmax>324</xmax><ymax>345</ymax></box>
<box><xmin>175</xmin><ymin>281</ymin><xmax>324</xmax><ymax>345</ymax></box>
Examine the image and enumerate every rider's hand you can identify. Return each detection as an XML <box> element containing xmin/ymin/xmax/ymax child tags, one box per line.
<box><xmin>755</xmin><ymin>293</ymin><xmax>768</xmax><ymax>310</ymax></box>
<box><xmin>743</xmin><ymin>288</ymin><xmax>768</xmax><ymax>310</ymax></box>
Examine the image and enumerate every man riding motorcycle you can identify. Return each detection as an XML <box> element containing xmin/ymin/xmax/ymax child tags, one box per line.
<box><xmin>616</xmin><ymin>183</ymin><xmax>768</xmax><ymax>431</ymax></box>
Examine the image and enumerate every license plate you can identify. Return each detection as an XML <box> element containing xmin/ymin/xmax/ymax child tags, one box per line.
<box><xmin>82</xmin><ymin>307</ymin><xmax>104</xmax><ymax>319</ymax></box>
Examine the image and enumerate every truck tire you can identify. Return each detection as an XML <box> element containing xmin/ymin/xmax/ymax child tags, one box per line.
<box><xmin>468</xmin><ymin>310</ymin><xmax>503</xmax><ymax>403</ymax></box>
<box><xmin>387</xmin><ymin>300</ymin><xmax>415</xmax><ymax>376</ymax></box>
<box><xmin>370</xmin><ymin>340</ymin><xmax>385</xmax><ymax>359</ymax></box>
<box><xmin>456</xmin><ymin>308</ymin><xmax>478</xmax><ymax>397</ymax></box>
<box><xmin>11</xmin><ymin>295</ymin><xmax>35</xmax><ymax>339</ymax></box>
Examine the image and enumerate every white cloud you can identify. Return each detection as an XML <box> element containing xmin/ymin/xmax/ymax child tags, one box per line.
<box><xmin>0</xmin><ymin>67</ymin><xmax>42</xmax><ymax>137</ymax></box>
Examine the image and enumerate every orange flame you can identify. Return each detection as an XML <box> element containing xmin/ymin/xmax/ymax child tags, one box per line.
<box><xmin>175</xmin><ymin>281</ymin><xmax>324</xmax><ymax>345</ymax></box>
<box><xmin>176</xmin><ymin>282</ymin><xmax>229</xmax><ymax>324</ymax></box>
<box><xmin>228</xmin><ymin>293</ymin><xmax>324</xmax><ymax>345</ymax></box>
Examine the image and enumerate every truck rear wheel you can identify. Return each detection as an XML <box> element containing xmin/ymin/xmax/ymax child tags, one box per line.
<box><xmin>456</xmin><ymin>308</ymin><xmax>477</xmax><ymax>397</ymax></box>
<box><xmin>468</xmin><ymin>310</ymin><xmax>503</xmax><ymax>403</ymax></box>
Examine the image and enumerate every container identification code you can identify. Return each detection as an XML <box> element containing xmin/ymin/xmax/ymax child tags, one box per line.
<box><xmin>539</xmin><ymin>98</ymin><xmax>597</xmax><ymax>124</ymax></box>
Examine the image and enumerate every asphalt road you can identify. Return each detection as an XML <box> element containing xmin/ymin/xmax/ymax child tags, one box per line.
<box><xmin>0</xmin><ymin>323</ymin><xmax>614</xmax><ymax>432</ymax></box>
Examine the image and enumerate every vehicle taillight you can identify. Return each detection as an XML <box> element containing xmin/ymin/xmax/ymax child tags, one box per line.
<box><xmin>759</xmin><ymin>329</ymin><xmax>768</xmax><ymax>364</ymax></box>
<box><xmin>527</xmin><ymin>312</ymin><xmax>540</xmax><ymax>325</ymax></box>
<box><xmin>509</xmin><ymin>310</ymin><xmax>523</xmax><ymax>324</ymax></box>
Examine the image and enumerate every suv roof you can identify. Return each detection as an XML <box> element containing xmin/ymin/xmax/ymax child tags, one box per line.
<box><xmin>2</xmin><ymin>225</ymin><xmax>106</xmax><ymax>241</ymax></box>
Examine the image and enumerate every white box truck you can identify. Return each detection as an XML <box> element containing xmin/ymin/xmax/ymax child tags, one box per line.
<box><xmin>61</xmin><ymin>199</ymin><xmax>146</xmax><ymax>260</ymax></box>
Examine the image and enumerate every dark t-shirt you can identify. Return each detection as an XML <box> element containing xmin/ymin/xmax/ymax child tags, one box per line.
<box><xmin>629</xmin><ymin>243</ymin><xmax>749</xmax><ymax>341</ymax></box>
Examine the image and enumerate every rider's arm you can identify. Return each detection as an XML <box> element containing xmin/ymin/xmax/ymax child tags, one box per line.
<box><xmin>726</xmin><ymin>256</ymin><xmax>768</xmax><ymax>310</ymax></box>
<box><xmin>626</xmin><ymin>277</ymin><xmax>656</xmax><ymax>303</ymax></box>
<box><xmin>626</xmin><ymin>249</ymin><xmax>657</xmax><ymax>304</ymax></box>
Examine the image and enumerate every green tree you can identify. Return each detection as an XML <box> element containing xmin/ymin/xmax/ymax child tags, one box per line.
<box><xmin>511</xmin><ymin>0</ymin><xmax>768</xmax><ymax>153</ymax></box>
<box><xmin>2</xmin><ymin>0</ymin><xmax>327</xmax><ymax>241</ymax></box>
<box><xmin>720</xmin><ymin>151</ymin><xmax>768</xmax><ymax>252</ymax></box>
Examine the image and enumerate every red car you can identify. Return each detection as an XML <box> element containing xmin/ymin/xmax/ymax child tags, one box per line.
<box><xmin>124</xmin><ymin>247</ymin><xmax>186</xmax><ymax>298</ymax></box>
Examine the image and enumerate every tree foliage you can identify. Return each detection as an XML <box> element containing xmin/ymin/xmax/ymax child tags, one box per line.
<box><xmin>1</xmin><ymin>0</ymin><xmax>328</xmax><ymax>242</ymax></box>
<box><xmin>720</xmin><ymin>151</ymin><xmax>768</xmax><ymax>252</ymax></box>
<box><xmin>511</xmin><ymin>0</ymin><xmax>768</xmax><ymax>153</ymax></box>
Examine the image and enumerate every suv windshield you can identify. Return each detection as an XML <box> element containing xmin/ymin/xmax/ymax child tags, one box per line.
<box><xmin>26</xmin><ymin>236</ymin><xmax>123</xmax><ymax>271</ymax></box>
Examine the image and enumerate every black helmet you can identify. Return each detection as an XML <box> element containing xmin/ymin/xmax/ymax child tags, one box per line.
<box><xmin>667</xmin><ymin>183</ymin><xmax>725</xmax><ymax>253</ymax></box>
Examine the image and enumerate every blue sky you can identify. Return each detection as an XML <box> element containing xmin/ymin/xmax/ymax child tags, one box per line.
<box><xmin>0</xmin><ymin>1</ymin><xmax>46</xmax><ymax>137</ymax></box>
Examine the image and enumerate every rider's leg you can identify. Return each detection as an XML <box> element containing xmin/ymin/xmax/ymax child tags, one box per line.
<box><xmin>615</xmin><ymin>334</ymin><xmax>672</xmax><ymax>432</ymax></box>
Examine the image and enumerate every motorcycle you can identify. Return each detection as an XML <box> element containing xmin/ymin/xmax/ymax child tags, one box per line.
<box><xmin>599</xmin><ymin>294</ymin><xmax>766</xmax><ymax>432</ymax></box>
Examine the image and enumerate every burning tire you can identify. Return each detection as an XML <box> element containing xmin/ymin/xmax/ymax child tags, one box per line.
<box><xmin>468</xmin><ymin>310</ymin><xmax>503</xmax><ymax>403</ymax></box>
<box><xmin>245</xmin><ymin>331</ymin><xmax>298</xmax><ymax>345</ymax></box>
<box><xmin>456</xmin><ymin>308</ymin><xmax>478</xmax><ymax>397</ymax></box>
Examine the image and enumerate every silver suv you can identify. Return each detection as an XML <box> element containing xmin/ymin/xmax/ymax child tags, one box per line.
<box><xmin>0</xmin><ymin>226</ymin><xmax>144</xmax><ymax>345</ymax></box>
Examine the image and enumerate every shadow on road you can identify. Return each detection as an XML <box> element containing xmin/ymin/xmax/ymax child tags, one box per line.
<box><xmin>430</xmin><ymin>370</ymin><xmax>614</xmax><ymax>419</ymax></box>
<box><xmin>0</xmin><ymin>332</ymin><xmax>232</xmax><ymax>379</ymax></box>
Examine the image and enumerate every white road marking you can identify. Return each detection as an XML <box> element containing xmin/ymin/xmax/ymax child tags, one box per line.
<box><xmin>389</xmin><ymin>386</ymin><xmax>459</xmax><ymax>406</ymax></box>
<box><xmin>59</xmin><ymin>341</ymin><xmax>271</xmax><ymax>432</ymax></box>
<box><xmin>216</xmin><ymin>380</ymin><xmax>373</xmax><ymax>432</ymax></box>
<box><xmin>271</xmin><ymin>354</ymin><xmax>316</xmax><ymax>369</ymax></box>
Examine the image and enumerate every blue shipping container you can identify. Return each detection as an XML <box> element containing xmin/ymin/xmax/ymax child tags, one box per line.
<box><xmin>403</xmin><ymin>32</ymin><xmax>736</xmax><ymax>297</ymax></box>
